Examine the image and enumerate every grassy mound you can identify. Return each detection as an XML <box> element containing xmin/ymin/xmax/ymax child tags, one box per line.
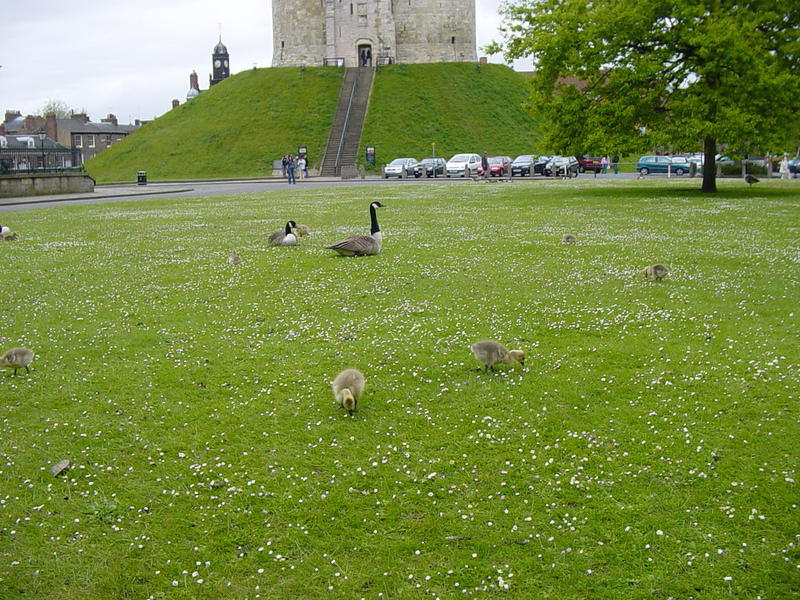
<box><xmin>360</xmin><ymin>63</ymin><xmax>540</xmax><ymax>170</ymax></box>
<box><xmin>86</xmin><ymin>67</ymin><xmax>343</xmax><ymax>183</ymax></box>
<box><xmin>2</xmin><ymin>179</ymin><xmax>798</xmax><ymax>599</ymax></box>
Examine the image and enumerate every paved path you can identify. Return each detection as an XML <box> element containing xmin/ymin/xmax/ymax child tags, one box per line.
<box><xmin>0</xmin><ymin>173</ymin><xmax>639</xmax><ymax>213</ymax></box>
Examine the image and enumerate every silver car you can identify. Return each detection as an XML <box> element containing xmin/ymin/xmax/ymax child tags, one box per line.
<box><xmin>384</xmin><ymin>158</ymin><xmax>418</xmax><ymax>178</ymax></box>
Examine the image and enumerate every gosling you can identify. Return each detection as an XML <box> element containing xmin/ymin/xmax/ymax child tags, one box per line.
<box><xmin>0</xmin><ymin>347</ymin><xmax>35</xmax><ymax>376</ymax></box>
<box><xmin>228</xmin><ymin>248</ymin><xmax>242</xmax><ymax>265</ymax></box>
<box><xmin>332</xmin><ymin>368</ymin><xmax>365</xmax><ymax>416</ymax></box>
<box><xmin>644</xmin><ymin>264</ymin><xmax>669</xmax><ymax>281</ymax></box>
<box><xmin>562</xmin><ymin>234</ymin><xmax>577</xmax><ymax>244</ymax></box>
<box><xmin>294</xmin><ymin>224</ymin><xmax>310</xmax><ymax>237</ymax></box>
<box><xmin>470</xmin><ymin>340</ymin><xmax>525</xmax><ymax>374</ymax></box>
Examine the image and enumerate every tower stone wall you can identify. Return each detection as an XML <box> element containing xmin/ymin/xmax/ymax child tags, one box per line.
<box><xmin>271</xmin><ymin>0</ymin><xmax>476</xmax><ymax>68</ymax></box>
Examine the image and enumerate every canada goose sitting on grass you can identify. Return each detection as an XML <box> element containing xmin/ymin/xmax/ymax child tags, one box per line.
<box><xmin>644</xmin><ymin>264</ymin><xmax>669</xmax><ymax>280</ymax></box>
<box><xmin>0</xmin><ymin>347</ymin><xmax>34</xmax><ymax>376</ymax></box>
<box><xmin>470</xmin><ymin>340</ymin><xmax>525</xmax><ymax>374</ymax></box>
<box><xmin>332</xmin><ymin>368</ymin><xmax>365</xmax><ymax>415</ymax></box>
<box><xmin>562</xmin><ymin>234</ymin><xmax>577</xmax><ymax>244</ymax></box>
<box><xmin>0</xmin><ymin>225</ymin><xmax>15</xmax><ymax>240</ymax></box>
<box><xmin>294</xmin><ymin>224</ymin><xmax>310</xmax><ymax>237</ymax></box>
<box><xmin>269</xmin><ymin>221</ymin><xmax>298</xmax><ymax>246</ymax></box>
<box><xmin>228</xmin><ymin>248</ymin><xmax>242</xmax><ymax>264</ymax></box>
<box><xmin>326</xmin><ymin>202</ymin><xmax>385</xmax><ymax>256</ymax></box>
<box><xmin>744</xmin><ymin>174</ymin><xmax>759</xmax><ymax>187</ymax></box>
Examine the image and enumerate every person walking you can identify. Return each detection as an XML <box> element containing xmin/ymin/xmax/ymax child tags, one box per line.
<box><xmin>298</xmin><ymin>156</ymin><xmax>307</xmax><ymax>180</ymax></box>
<box><xmin>611</xmin><ymin>154</ymin><xmax>619</xmax><ymax>174</ymax></box>
<box><xmin>601</xmin><ymin>155</ymin><xmax>609</xmax><ymax>174</ymax></box>
<box><xmin>286</xmin><ymin>154</ymin><xmax>297</xmax><ymax>184</ymax></box>
<box><xmin>281</xmin><ymin>155</ymin><xmax>288</xmax><ymax>177</ymax></box>
<box><xmin>481</xmin><ymin>152</ymin><xmax>489</xmax><ymax>179</ymax></box>
<box><xmin>780</xmin><ymin>153</ymin><xmax>790</xmax><ymax>180</ymax></box>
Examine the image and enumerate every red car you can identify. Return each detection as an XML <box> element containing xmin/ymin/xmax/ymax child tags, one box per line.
<box><xmin>577</xmin><ymin>156</ymin><xmax>602</xmax><ymax>173</ymax></box>
<box><xmin>477</xmin><ymin>156</ymin><xmax>513</xmax><ymax>177</ymax></box>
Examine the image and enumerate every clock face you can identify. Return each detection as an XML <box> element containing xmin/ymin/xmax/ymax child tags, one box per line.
<box><xmin>214</xmin><ymin>59</ymin><xmax>222</xmax><ymax>68</ymax></box>
<box><xmin>223</xmin><ymin>60</ymin><xmax>228</xmax><ymax>68</ymax></box>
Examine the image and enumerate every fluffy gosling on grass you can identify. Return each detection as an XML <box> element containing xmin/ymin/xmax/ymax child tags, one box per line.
<box><xmin>294</xmin><ymin>224</ymin><xmax>310</xmax><ymax>237</ymax></box>
<box><xmin>228</xmin><ymin>248</ymin><xmax>242</xmax><ymax>265</ymax></box>
<box><xmin>332</xmin><ymin>368</ymin><xmax>365</xmax><ymax>415</ymax></box>
<box><xmin>470</xmin><ymin>340</ymin><xmax>525</xmax><ymax>374</ymax></box>
<box><xmin>644</xmin><ymin>263</ymin><xmax>669</xmax><ymax>281</ymax></box>
<box><xmin>3</xmin><ymin>232</ymin><xmax>18</xmax><ymax>241</ymax></box>
<box><xmin>562</xmin><ymin>234</ymin><xmax>577</xmax><ymax>244</ymax></box>
<box><xmin>0</xmin><ymin>347</ymin><xmax>34</xmax><ymax>376</ymax></box>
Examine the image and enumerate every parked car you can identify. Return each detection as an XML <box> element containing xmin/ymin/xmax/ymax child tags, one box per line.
<box><xmin>532</xmin><ymin>156</ymin><xmax>552</xmax><ymax>175</ymax></box>
<box><xmin>577</xmin><ymin>155</ymin><xmax>602</xmax><ymax>173</ymax></box>
<box><xmin>636</xmin><ymin>155</ymin><xmax>689</xmax><ymax>176</ymax></box>
<box><xmin>446</xmin><ymin>153</ymin><xmax>482</xmax><ymax>177</ymax></box>
<box><xmin>788</xmin><ymin>157</ymin><xmax>800</xmax><ymax>174</ymax></box>
<box><xmin>478</xmin><ymin>156</ymin><xmax>512</xmax><ymax>177</ymax></box>
<box><xmin>544</xmin><ymin>155</ymin><xmax>579</xmax><ymax>177</ymax></box>
<box><xmin>414</xmin><ymin>157</ymin><xmax>446</xmax><ymax>178</ymax></box>
<box><xmin>511</xmin><ymin>155</ymin><xmax>537</xmax><ymax>177</ymax></box>
<box><xmin>384</xmin><ymin>157</ymin><xmax>418</xmax><ymax>178</ymax></box>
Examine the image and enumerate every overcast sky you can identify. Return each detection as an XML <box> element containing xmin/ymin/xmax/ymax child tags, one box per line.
<box><xmin>2</xmin><ymin>1</ymin><xmax>527</xmax><ymax>125</ymax></box>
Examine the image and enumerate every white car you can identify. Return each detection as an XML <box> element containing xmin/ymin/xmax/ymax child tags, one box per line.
<box><xmin>384</xmin><ymin>158</ymin><xmax>418</xmax><ymax>178</ymax></box>
<box><xmin>446</xmin><ymin>153</ymin><xmax>482</xmax><ymax>177</ymax></box>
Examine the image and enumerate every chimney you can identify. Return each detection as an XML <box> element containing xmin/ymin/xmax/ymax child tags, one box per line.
<box><xmin>72</xmin><ymin>112</ymin><xmax>90</xmax><ymax>123</ymax></box>
<box><xmin>25</xmin><ymin>114</ymin><xmax>38</xmax><ymax>132</ymax></box>
<box><xmin>171</xmin><ymin>99</ymin><xmax>180</xmax><ymax>109</ymax></box>
<box><xmin>46</xmin><ymin>113</ymin><xmax>57</xmax><ymax>140</ymax></box>
<box><xmin>479</xmin><ymin>56</ymin><xmax>488</xmax><ymax>64</ymax></box>
<box><xmin>189</xmin><ymin>70</ymin><xmax>200</xmax><ymax>91</ymax></box>
<box><xmin>101</xmin><ymin>113</ymin><xmax>118</xmax><ymax>126</ymax></box>
<box><xmin>4</xmin><ymin>110</ymin><xmax>21</xmax><ymax>125</ymax></box>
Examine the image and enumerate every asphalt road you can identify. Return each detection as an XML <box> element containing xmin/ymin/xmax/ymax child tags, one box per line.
<box><xmin>1</xmin><ymin>172</ymin><xmax>640</xmax><ymax>213</ymax></box>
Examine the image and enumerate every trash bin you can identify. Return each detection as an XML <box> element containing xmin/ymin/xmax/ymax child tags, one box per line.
<box><xmin>137</xmin><ymin>171</ymin><xmax>147</xmax><ymax>186</ymax></box>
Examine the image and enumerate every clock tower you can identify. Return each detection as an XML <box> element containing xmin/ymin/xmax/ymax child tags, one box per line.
<box><xmin>210</xmin><ymin>37</ymin><xmax>230</xmax><ymax>86</ymax></box>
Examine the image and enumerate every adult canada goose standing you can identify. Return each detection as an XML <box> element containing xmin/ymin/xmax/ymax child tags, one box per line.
<box><xmin>326</xmin><ymin>202</ymin><xmax>385</xmax><ymax>256</ymax></box>
<box><xmin>269</xmin><ymin>221</ymin><xmax>298</xmax><ymax>246</ymax></box>
<box><xmin>332</xmin><ymin>368</ymin><xmax>365</xmax><ymax>415</ymax></box>
<box><xmin>0</xmin><ymin>347</ymin><xmax>34</xmax><ymax>376</ymax></box>
<box><xmin>470</xmin><ymin>340</ymin><xmax>525</xmax><ymax>374</ymax></box>
<box><xmin>744</xmin><ymin>174</ymin><xmax>759</xmax><ymax>187</ymax></box>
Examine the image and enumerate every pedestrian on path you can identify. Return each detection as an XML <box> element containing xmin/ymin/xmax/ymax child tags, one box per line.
<box><xmin>287</xmin><ymin>155</ymin><xmax>297</xmax><ymax>184</ymax></box>
<box><xmin>601</xmin><ymin>156</ymin><xmax>609</xmax><ymax>174</ymax></box>
<box><xmin>611</xmin><ymin>154</ymin><xmax>619</xmax><ymax>174</ymax></box>
<box><xmin>481</xmin><ymin>152</ymin><xmax>489</xmax><ymax>179</ymax></box>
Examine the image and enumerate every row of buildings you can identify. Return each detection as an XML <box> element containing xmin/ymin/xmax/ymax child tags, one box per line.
<box><xmin>1</xmin><ymin>36</ymin><xmax>231</xmax><ymax>173</ymax></box>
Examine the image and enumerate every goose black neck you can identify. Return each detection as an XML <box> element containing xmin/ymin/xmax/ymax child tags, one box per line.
<box><xmin>284</xmin><ymin>222</ymin><xmax>293</xmax><ymax>235</ymax></box>
<box><xmin>370</xmin><ymin>204</ymin><xmax>380</xmax><ymax>235</ymax></box>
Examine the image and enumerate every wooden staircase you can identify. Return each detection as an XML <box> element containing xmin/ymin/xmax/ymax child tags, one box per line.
<box><xmin>320</xmin><ymin>67</ymin><xmax>374</xmax><ymax>177</ymax></box>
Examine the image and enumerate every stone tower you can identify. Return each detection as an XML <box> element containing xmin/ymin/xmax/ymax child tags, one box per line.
<box><xmin>271</xmin><ymin>0</ymin><xmax>476</xmax><ymax>68</ymax></box>
<box><xmin>210</xmin><ymin>37</ymin><xmax>230</xmax><ymax>86</ymax></box>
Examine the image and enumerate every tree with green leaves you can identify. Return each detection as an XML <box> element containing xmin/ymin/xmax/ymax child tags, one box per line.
<box><xmin>38</xmin><ymin>99</ymin><xmax>78</xmax><ymax>119</ymax></box>
<box><xmin>490</xmin><ymin>1</ymin><xmax>800</xmax><ymax>192</ymax></box>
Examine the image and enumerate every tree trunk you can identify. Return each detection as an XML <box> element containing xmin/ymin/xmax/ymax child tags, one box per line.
<box><xmin>702</xmin><ymin>136</ymin><xmax>717</xmax><ymax>193</ymax></box>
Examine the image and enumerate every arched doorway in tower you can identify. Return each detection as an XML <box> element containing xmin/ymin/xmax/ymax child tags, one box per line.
<box><xmin>357</xmin><ymin>43</ymin><xmax>372</xmax><ymax>67</ymax></box>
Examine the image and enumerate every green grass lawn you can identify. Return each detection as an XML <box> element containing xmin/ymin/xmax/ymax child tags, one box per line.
<box><xmin>1</xmin><ymin>179</ymin><xmax>798</xmax><ymax>599</ymax></box>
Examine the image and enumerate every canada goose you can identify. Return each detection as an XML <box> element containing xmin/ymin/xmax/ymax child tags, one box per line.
<box><xmin>644</xmin><ymin>264</ymin><xmax>669</xmax><ymax>280</ymax></box>
<box><xmin>228</xmin><ymin>248</ymin><xmax>242</xmax><ymax>264</ymax></box>
<box><xmin>326</xmin><ymin>202</ymin><xmax>385</xmax><ymax>256</ymax></box>
<box><xmin>332</xmin><ymin>368</ymin><xmax>365</xmax><ymax>415</ymax></box>
<box><xmin>470</xmin><ymin>340</ymin><xmax>525</xmax><ymax>373</ymax></box>
<box><xmin>294</xmin><ymin>224</ymin><xmax>310</xmax><ymax>237</ymax></box>
<box><xmin>0</xmin><ymin>347</ymin><xmax>34</xmax><ymax>376</ymax></box>
<box><xmin>562</xmin><ymin>234</ymin><xmax>577</xmax><ymax>244</ymax></box>
<box><xmin>269</xmin><ymin>221</ymin><xmax>298</xmax><ymax>246</ymax></box>
<box><xmin>0</xmin><ymin>225</ymin><xmax>13</xmax><ymax>239</ymax></box>
<box><xmin>744</xmin><ymin>174</ymin><xmax>759</xmax><ymax>187</ymax></box>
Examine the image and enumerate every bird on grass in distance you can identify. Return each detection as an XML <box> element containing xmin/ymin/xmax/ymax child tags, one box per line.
<box><xmin>644</xmin><ymin>264</ymin><xmax>669</xmax><ymax>281</ymax></box>
<box><xmin>0</xmin><ymin>347</ymin><xmax>34</xmax><ymax>376</ymax></box>
<box><xmin>269</xmin><ymin>221</ymin><xmax>298</xmax><ymax>246</ymax></box>
<box><xmin>470</xmin><ymin>340</ymin><xmax>525</xmax><ymax>374</ymax></box>
<box><xmin>332</xmin><ymin>368</ymin><xmax>365</xmax><ymax>415</ymax></box>
<box><xmin>228</xmin><ymin>248</ymin><xmax>242</xmax><ymax>264</ymax></box>
<box><xmin>326</xmin><ymin>202</ymin><xmax>385</xmax><ymax>256</ymax></box>
<box><xmin>744</xmin><ymin>174</ymin><xmax>759</xmax><ymax>187</ymax></box>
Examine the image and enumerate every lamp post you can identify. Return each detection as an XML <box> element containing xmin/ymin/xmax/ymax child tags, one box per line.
<box><xmin>38</xmin><ymin>130</ymin><xmax>46</xmax><ymax>170</ymax></box>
